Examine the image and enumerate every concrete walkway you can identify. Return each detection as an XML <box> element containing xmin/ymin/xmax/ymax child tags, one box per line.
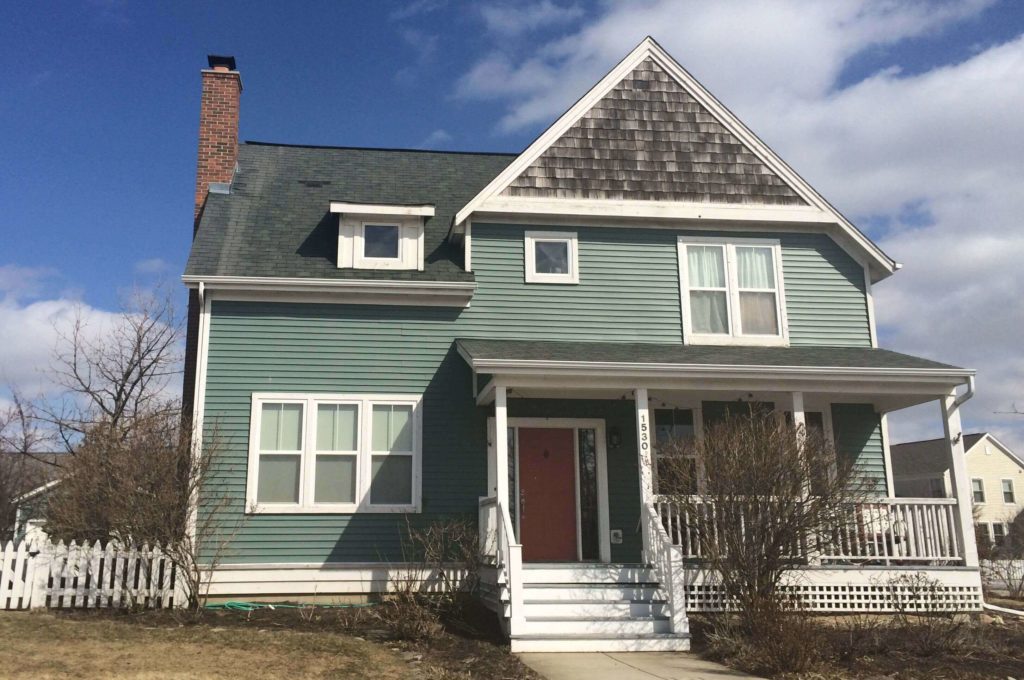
<box><xmin>518</xmin><ymin>652</ymin><xmax>762</xmax><ymax>680</ymax></box>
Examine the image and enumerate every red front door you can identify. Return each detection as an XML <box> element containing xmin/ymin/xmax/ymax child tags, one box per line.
<box><xmin>518</xmin><ymin>427</ymin><xmax>577</xmax><ymax>562</ymax></box>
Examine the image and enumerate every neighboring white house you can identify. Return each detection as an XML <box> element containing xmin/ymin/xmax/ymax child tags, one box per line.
<box><xmin>892</xmin><ymin>433</ymin><xmax>1024</xmax><ymax>545</ymax></box>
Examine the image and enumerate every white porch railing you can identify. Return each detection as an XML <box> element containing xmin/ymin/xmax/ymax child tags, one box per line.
<box><xmin>654</xmin><ymin>496</ymin><xmax>964</xmax><ymax>566</ymax></box>
<box><xmin>642</xmin><ymin>504</ymin><xmax>688</xmax><ymax>634</ymax></box>
<box><xmin>478</xmin><ymin>496</ymin><xmax>523</xmax><ymax>632</ymax></box>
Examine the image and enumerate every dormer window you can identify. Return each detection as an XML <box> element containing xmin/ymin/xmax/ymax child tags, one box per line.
<box><xmin>331</xmin><ymin>202</ymin><xmax>434</xmax><ymax>271</ymax></box>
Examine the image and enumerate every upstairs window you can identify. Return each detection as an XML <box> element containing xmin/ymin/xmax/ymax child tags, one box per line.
<box><xmin>972</xmin><ymin>478</ymin><xmax>985</xmax><ymax>503</ymax></box>
<box><xmin>1002</xmin><ymin>479</ymin><xmax>1016</xmax><ymax>504</ymax></box>
<box><xmin>678</xmin><ymin>238</ymin><xmax>787</xmax><ymax>346</ymax></box>
<box><xmin>331</xmin><ymin>203</ymin><xmax>433</xmax><ymax>271</ymax></box>
<box><xmin>247</xmin><ymin>393</ymin><xmax>421</xmax><ymax>513</ymax></box>
<box><xmin>525</xmin><ymin>231</ymin><xmax>579</xmax><ymax>284</ymax></box>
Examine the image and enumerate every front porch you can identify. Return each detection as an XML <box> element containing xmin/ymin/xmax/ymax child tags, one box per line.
<box><xmin>460</xmin><ymin>338</ymin><xmax>982</xmax><ymax>651</ymax></box>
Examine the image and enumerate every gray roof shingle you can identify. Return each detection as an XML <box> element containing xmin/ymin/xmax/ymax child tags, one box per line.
<box><xmin>455</xmin><ymin>338</ymin><xmax>964</xmax><ymax>371</ymax></box>
<box><xmin>890</xmin><ymin>434</ymin><xmax>991</xmax><ymax>477</ymax></box>
<box><xmin>186</xmin><ymin>143</ymin><xmax>515</xmax><ymax>281</ymax></box>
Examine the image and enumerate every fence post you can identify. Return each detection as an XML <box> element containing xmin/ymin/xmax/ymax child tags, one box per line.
<box><xmin>28</xmin><ymin>541</ymin><xmax>51</xmax><ymax>610</ymax></box>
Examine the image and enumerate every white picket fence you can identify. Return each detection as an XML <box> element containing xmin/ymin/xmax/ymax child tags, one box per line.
<box><xmin>1</xmin><ymin>539</ymin><xmax>186</xmax><ymax>610</ymax></box>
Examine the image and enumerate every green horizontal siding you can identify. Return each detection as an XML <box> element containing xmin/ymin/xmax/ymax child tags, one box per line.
<box><xmin>831</xmin><ymin>403</ymin><xmax>887</xmax><ymax>495</ymax></box>
<box><xmin>202</xmin><ymin>223</ymin><xmax>875</xmax><ymax>564</ymax></box>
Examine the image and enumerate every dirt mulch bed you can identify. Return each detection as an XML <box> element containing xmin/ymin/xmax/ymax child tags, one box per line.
<box><xmin>0</xmin><ymin>605</ymin><xmax>539</xmax><ymax>679</ymax></box>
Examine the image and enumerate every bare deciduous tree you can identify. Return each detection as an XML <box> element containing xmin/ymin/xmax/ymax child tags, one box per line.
<box><xmin>659</xmin><ymin>408</ymin><xmax>869</xmax><ymax>633</ymax></box>
<box><xmin>0</xmin><ymin>396</ymin><xmax>52</xmax><ymax>540</ymax></box>
<box><xmin>42</xmin><ymin>287</ymin><xmax>183</xmax><ymax>450</ymax></box>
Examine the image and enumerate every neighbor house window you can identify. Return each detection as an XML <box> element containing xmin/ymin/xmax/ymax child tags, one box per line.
<box><xmin>525</xmin><ymin>231</ymin><xmax>579</xmax><ymax>284</ymax></box>
<box><xmin>972</xmin><ymin>478</ymin><xmax>985</xmax><ymax>503</ymax></box>
<box><xmin>247</xmin><ymin>393</ymin><xmax>421</xmax><ymax>513</ymax></box>
<box><xmin>678</xmin><ymin>238</ymin><xmax>787</xmax><ymax>345</ymax></box>
<box><xmin>1002</xmin><ymin>479</ymin><xmax>1016</xmax><ymax>504</ymax></box>
<box><xmin>993</xmin><ymin>522</ymin><xmax>1007</xmax><ymax>546</ymax></box>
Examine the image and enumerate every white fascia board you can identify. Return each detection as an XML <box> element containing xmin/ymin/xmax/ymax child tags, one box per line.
<box><xmin>330</xmin><ymin>202</ymin><xmax>435</xmax><ymax>217</ymax></box>
<box><xmin>181</xmin><ymin>275</ymin><xmax>475</xmax><ymax>307</ymax></box>
<box><xmin>451</xmin><ymin>36</ymin><xmax>897</xmax><ymax>281</ymax></box>
<box><xmin>975</xmin><ymin>433</ymin><xmax>1024</xmax><ymax>471</ymax></box>
<box><xmin>471</xmin><ymin>196</ymin><xmax>832</xmax><ymax>224</ymax></box>
<box><xmin>14</xmin><ymin>478</ymin><xmax>62</xmax><ymax>504</ymax></box>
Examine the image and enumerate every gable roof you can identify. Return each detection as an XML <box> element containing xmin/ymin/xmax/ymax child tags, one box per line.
<box><xmin>453</xmin><ymin>37</ymin><xmax>898</xmax><ymax>282</ymax></box>
<box><xmin>890</xmin><ymin>433</ymin><xmax>1024</xmax><ymax>478</ymax></box>
<box><xmin>185</xmin><ymin>143</ymin><xmax>514</xmax><ymax>281</ymax></box>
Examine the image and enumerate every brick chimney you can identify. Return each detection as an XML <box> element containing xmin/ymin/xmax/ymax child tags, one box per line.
<box><xmin>194</xmin><ymin>55</ymin><xmax>242</xmax><ymax>230</ymax></box>
<box><xmin>184</xmin><ymin>55</ymin><xmax>241</xmax><ymax>422</ymax></box>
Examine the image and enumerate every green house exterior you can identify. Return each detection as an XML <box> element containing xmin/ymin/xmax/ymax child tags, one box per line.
<box><xmin>185</xmin><ymin>41</ymin><xmax>982</xmax><ymax>649</ymax></box>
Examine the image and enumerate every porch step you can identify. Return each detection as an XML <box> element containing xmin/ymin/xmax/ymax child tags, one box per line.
<box><xmin>511</xmin><ymin>633</ymin><xmax>691</xmax><ymax>653</ymax></box>
<box><xmin>523</xmin><ymin>583</ymin><xmax>664</xmax><ymax>601</ymax></box>
<box><xmin>523</xmin><ymin>599</ymin><xmax>668</xmax><ymax>618</ymax></box>
<box><xmin>522</xmin><ymin>563</ymin><xmax>655</xmax><ymax>584</ymax></box>
<box><xmin>520</xmin><ymin>615</ymin><xmax>672</xmax><ymax>636</ymax></box>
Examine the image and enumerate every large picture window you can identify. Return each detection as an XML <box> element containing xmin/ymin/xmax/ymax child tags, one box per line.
<box><xmin>247</xmin><ymin>393</ymin><xmax>421</xmax><ymax>513</ymax></box>
<box><xmin>678</xmin><ymin>238</ymin><xmax>787</xmax><ymax>345</ymax></box>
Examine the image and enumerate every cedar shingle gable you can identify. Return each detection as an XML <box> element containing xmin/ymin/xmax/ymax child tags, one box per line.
<box><xmin>503</xmin><ymin>58</ymin><xmax>806</xmax><ymax>205</ymax></box>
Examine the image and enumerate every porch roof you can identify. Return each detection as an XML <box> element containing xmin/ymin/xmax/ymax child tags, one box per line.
<box><xmin>456</xmin><ymin>339</ymin><xmax>973</xmax><ymax>410</ymax></box>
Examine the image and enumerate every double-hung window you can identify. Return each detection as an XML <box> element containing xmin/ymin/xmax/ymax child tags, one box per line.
<box><xmin>248</xmin><ymin>393</ymin><xmax>421</xmax><ymax>513</ymax></box>
<box><xmin>971</xmin><ymin>478</ymin><xmax>985</xmax><ymax>504</ymax></box>
<box><xmin>1002</xmin><ymin>479</ymin><xmax>1016</xmax><ymax>504</ymax></box>
<box><xmin>678</xmin><ymin>238</ymin><xmax>787</xmax><ymax>345</ymax></box>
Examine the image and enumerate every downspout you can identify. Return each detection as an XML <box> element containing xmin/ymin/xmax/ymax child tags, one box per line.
<box><xmin>947</xmin><ymin>375</ymin><xmax>1023</xmax><ymax>616</ymax></box>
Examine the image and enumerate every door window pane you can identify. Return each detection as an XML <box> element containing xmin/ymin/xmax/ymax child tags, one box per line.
<box><xmin>316</xmin><ymin>404</ymin><xmax>358</xmax><ymax>451</ymax></box>
<box><xmin>535</xmin><ymin>241</ymin><xmax>569</xmax><ymax>274</ymax></box>
<box><xmin>371</xmin><ymin>455</ymin><xmax>413</xmax><ymax>505</ymax></box>
<box><xmin>259</xmin><ymin>403</ymin><xmax>303</xmax><ymax>451</ymax></box>
<box><xmin>739</xmin><ymin>292</ymin><xmax>779</xmax><ymax>335</ymax></box>
<box><xmin>577</xmin><ymin>429</ymin><xmax>600</xmax><ymax>561</ymax></box>
<box><xmin>364</xmin><ymin>225</ymin><xmax>400</xmax><ymax>259</ymax></box>
<box><xmin>372</xmin><ymin>404</ymin><xmax>413</xmax><ymax>452</ymax></box>
<box><xmin>315</xmin><ymin>454</ymin><xmax>357</xmax><ymax>503</ymax></box>
<box><xmin>690</xmin><ymin>291</ymin><xmax>729</xmax><ymax>334</ymax></box>
<box><xmin>257</xmin><ymin>454</ymin><xmax>301</xmax><ymax>503</ymax></box>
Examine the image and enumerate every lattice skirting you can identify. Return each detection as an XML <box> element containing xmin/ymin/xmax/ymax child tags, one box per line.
<box><xmin>680</xmin><ymin>568</ymin><xmax>983</xmax><ymax>613</ymax></box>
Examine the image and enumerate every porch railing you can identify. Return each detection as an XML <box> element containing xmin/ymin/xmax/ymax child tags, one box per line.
<box><xmin>654</xmin><ymin>496</ymin><xmax>963</xmax><ymax>566</ymax></box>
<box><xmin>478</xmin><ymin>496</ymin><xmax>523</xmax><ymax>632</ymax></box>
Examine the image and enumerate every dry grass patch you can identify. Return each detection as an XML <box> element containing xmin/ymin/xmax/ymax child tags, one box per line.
<box><xmin>0</xmin><ymin>610</ymin><xmax>411</xmax><ymax>679</ymax></box>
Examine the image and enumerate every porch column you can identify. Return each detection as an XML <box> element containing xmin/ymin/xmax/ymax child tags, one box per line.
<box><xmin>495</xmin><ymin>385</ymin><xmax>509</xmax><ymax>509</ymax></box>
<box><xmin>635</xmin><ymin>387</ymin><xmax>654</xmax><ymax>561</ymax></box>
<box><xmin>790</xmin><ymin>391</ymin><xmax>806</xmax><ymax>442</ymax></box>
<box><xmin>940</xmin><ymin>390</ymin><xmax>980</xmax><ymax>568</ymax></box>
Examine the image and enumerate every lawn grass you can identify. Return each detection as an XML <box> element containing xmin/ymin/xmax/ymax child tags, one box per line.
<box><xmin>0</xmin><ymin>608</ymin><xmax>538</xmax><ymax>679</ymax></box>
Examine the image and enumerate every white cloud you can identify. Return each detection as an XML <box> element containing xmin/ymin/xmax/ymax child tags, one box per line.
<box><xmin>0</xmin><ymin>265</ymin><xmax>57</xmax><ymax>302</ymax></box>
<box><xmin>133</xmin><ymin>258</ymin><xmax>171</xmax><ymax>276</ymax></box>
<box><xmin>455</xmin><ymin>0</ymin><xmax>1024</xmax><ymax>450</ymax></box>
<box><xmin>418</xmin><ymin>129</ymin><xmax>453</xmax><ymax>148</ymax></box>
<box><xmin>478</xmin><ymin>1</ymin><xmax>585</xmax><ymax>36</ymax></box>
<box><xmin>390</xmin><ymin>0</ymin><xmax>448</xmax><ymax>21</ymax></box>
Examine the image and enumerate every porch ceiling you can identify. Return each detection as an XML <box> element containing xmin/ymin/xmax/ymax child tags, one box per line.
<box><xmin>456</xmin><ymin>339</ymin><xmax>974</xmax><ymax>412</ymax></box>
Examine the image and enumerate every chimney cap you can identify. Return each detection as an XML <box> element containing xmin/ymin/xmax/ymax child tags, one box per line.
<box><xmin>207</xmin><ymin>55</ymin><xmax>237</xmax><ymax>71</ymax></box>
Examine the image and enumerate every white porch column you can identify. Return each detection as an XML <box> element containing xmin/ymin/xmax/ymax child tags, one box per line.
<box><xmin>635</xmin><ymin>387</ymin><xmax>654</xmax><ymax>562</ymax></box>
<box><xmin>790</xmin><ymin>391</ymin><xmax>806</xmax><ymax>442</ymax></box>
<box><xmin>495</xmin><ymin>385</ymin><xmax>509</xmax><ymax>510</ymax></box>
<box><xmin>940</xmin><ymin>391</ymin><xmax>980</xmax><ymax>568</ymax></box>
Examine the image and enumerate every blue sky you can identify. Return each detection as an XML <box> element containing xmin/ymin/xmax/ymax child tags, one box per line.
<box><xmin>2</xmin><ymin>0</ymin><xmax>1023</xmax><ymax>447</ymax></box>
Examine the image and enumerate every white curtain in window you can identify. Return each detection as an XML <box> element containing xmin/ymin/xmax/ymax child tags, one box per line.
<box><xmin>688</xmin><ymin>246</ymin><xmax>726</xmax><ymax>287</ymax></box>
<box><xmin>736</xmin><ymin>246</ymin><xmax>775</xmax><ymax>289</ymax></box>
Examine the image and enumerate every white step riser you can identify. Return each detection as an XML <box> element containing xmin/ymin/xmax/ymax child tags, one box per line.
<box><xmin>522</xmin><ymin>567</ymin><xmax>655</xmax><ymax>584</ymax></box>
<box><xmin>511</xmin><ymin>637</ymin><xmax>691</xmax><ymax>653</ymax></box>
<box><xmin>520</xmin><ymin>618</ymin><xmax>671</xmax><ymax>636</ymax></box>
<box><xmin>523</xmin><ymin>601</ymin><xmax>668</xmax><ymax>618</ymax></box>
<box><xmin>524</xmin><ymin>585</ymin><xmax>664</xmax><ymax>601</ymax></box>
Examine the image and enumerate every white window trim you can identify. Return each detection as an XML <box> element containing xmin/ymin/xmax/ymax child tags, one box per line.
<box><xmin>246</xmin><ymin>392</ymin><xmax>422</xmax><ymax>514</ymax></box>
<box><xmin>338</xmin><ymin>214</ymin><xmax>424</xmax><ymax>271</ymax></box>
<box><xmin>971</xmin><ymin>477</ymin><xmax>986</xmax><ymax>504</ymax></box>
<box><xmin>1002</xmin><ymin>478</ymin><xmax>1016</xmax><ymax>504</ymax></box>
<box><xmin>677</xmin><ymin>236</ymin><xmax>789</xmax><ymax>347</ymax></box>
<box><xmin>524</xmin><ymin>230</ymin><xmax>579</xmax><ymax>284</ymax></box>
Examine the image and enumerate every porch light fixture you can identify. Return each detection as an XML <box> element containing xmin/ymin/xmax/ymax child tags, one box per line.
<box><xmin>608</xmin><ymin>427</ymin><xmax>622</xmax><ymax>448</ymax></box>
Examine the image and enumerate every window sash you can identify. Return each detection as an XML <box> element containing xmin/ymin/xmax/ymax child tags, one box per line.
<box><xmin>972</xmin><ymin>479</ymin><xmax>985</xmax><ymax>503</ymax></box>
<box><xmin>525</xmin><ymin>231</ymin><xmax>579</xmax><ymax>284</ymax></box>
<box><xmin>1002</xmin><ymin>479</ymin><xmax>1015</xmax><ymax>503</ymax></box>
<box><xmin>248</xmin><ymin>394</ymin><xmax>420</xmax><ymax>513</ymax></box>
<box><xmin>679</xmin><ymin>239</ymin><xmax>785</xmax><ymax>343</ymax></box>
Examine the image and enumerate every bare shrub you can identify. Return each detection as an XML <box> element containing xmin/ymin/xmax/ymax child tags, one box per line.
<box><xmin>703</xmin><ymin>612</ymin><xmax>827</xmax><ymax>676</ymax></box>
<box><xmin>0</xmin><ymin>396</ymin><xmax>54</xmax><ymax>540</ymax></box>
<box><xmin>659</xmin><ymin>407</ymin><xmax>869</xmax><ymax>635</ymax></box>
<box><xmin>882</xmin><ymin>572</ymin><xmax>968</xmax><ymax>656</ymax></box>
<box><xmin>982</xmin><ymin>508</ymin><xmax>1024</xmax><ymax>600</ymax></box>
<box><xmin>375</xmin><ymin>517</ymin><xmax>482</xmax><ymax>641</ymax></box>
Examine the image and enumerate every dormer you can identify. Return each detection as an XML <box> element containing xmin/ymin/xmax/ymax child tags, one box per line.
<box><xmin>331</xmin><ymin>202</ymin><xmax>435</xmax><ymax>271</ymax></box>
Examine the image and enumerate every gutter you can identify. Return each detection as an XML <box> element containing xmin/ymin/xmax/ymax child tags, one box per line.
<box><xmin>953</xmin><ymin>374</ymin><xmax>976</xmax><ymax>408</ymax></box>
